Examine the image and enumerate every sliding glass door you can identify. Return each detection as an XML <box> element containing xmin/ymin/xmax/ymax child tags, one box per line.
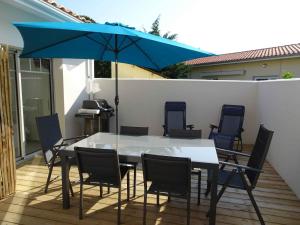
<box><xmin>20</xmin><ymin>58</ymin><xmax>52</xmax><ymax>155</ymax></box>
<box><xmin>8</xmin><ymin>49</ymin><xmax>53</xmax><ymax>159</ymax></box>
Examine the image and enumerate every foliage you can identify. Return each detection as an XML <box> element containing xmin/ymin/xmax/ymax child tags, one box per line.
<box><xmin>79</xmin><ymin>15</ymin><xmax>96</xmax><ymax>23</ymax></box>
<box><xmin>94</xmin><ymin>61</ymin><xmax>111</xmax><ymax>78</ymax></box>
<box><xmin>282</xmin><ymin>71</ymin><xmax>295</xmax><ymax>79</ymax></box>
<box><xmin>161</xmin><ymin>63</ymin><xmax>191</xmax><ymax>79</ymax></box>
<box><xmin>148</xmin><ymin>16</ymin><xmax>189</xmax><ymax>79</ymax></box>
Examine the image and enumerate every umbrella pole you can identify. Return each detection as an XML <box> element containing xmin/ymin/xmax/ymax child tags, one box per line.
<box><xmin>114</xmin><ymin>35</ymin><xmax>119</xmax><ymax>134</ymax></box>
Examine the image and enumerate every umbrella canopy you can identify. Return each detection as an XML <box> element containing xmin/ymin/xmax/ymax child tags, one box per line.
<box><xmin>14</xmin><ymin>22</ymin><xmax>214</xmax><ymax>133</ymax></box>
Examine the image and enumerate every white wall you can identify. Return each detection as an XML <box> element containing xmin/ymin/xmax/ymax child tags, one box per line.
<box><xmin>92</xmin><ymin>79</ymin><xmax>259</xmax><ymax>143</ymax></box>
<box><xmin>61</xmin><ymin>59</ymin><xmax>90</xmax><ymax>138</ymax></box>
<box><xmin>258</xmin><ymin>79</ymin><xmax>300</xmax><ymax>198</ymax></box>
<box><xmin>93</xmin><ymin>78</ymin><xmax>300</xmax><ymax>198</ymax></box>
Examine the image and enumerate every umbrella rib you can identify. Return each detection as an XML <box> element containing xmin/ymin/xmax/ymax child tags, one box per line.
<box><xmin>99</xmin><ymin>35</ymin><xmax>114</xmax><ymax>59</ymax></box>
<box><xmin>126</xmin><ymin>36</ymin><xmax>161</xmax><ymax>70</ymax></box>
<box><xmin>21</xmin><ymin>32</ymin><xmax>93</xmax><ymax>57</ymax></box>
<box><xmin>85</xmin><ymin>35</ymin><xmax>114</xmax><ymax>52</ymax></box>
<box><xmin>118</xmin><ymin>37</ymin><xmax>142</xmax><ymax>52</ymax></box>
<box><xmin>118</xmin><ymin>36</ymin><xmax>127</xmax><ymax>50</ymax></box>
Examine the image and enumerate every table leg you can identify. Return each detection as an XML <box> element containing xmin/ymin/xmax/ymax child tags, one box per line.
<box><xmin>61</xmin><ymin>155</ymin><xmax>70</xmax><ymax>209</ymax></box>
<box><xmin>209</xmin><ymin>166</ymin><xmax>218</xmax><ymax>225</ymax></box>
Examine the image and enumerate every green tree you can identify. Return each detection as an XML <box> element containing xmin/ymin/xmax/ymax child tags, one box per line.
<box><xmin>282</xmin><ymin>71</ymin><xmax>294</xmax><ymax>79</ymax></box>
<box><xmin>148</xmin><ymin>16</ymin><xmax>190</xmax><ymax>79</ymax></box>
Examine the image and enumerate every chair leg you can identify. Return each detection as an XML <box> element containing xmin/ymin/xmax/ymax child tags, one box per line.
<box><xmin>156</xmin><ymin>191</ymin><xmax>160</xmax><ymax>206</ymax></box>
<box><xmin>69</xmin><ymin>179</ymin><xmax>74</xmax><ymax>197</ymax></box>
<box><xmin>240</xmin><ymin>137</ymin><xmax>243</xmax><ymax>152</ymax></box>
<box><xmin>108</xmin><ymin>185</ymin><xmax>110</xmax><ymax>194</ymax></box>
<box><xmin>240</xmin><ymin>173</ymin><xmax>265</xmax><ymax>225</ymax></box>
<box><xmin>127</xmin><ymin>171</ymin><xmax>130</xmax><ymax>201</ymax></box>
<box><xmin>168</xmin><ymin>193</ymin><xmax>171</xmax><ymax>202</ymax></box>
<box><xmin>187</xmin><ymin>192</ymin><xmax>191</xmax><ymax>225</ymax></box>
<box><xmin>100</xmin><ymin>184</ymin><xmax>103</xmax><ymax>198</ymax></box>
<box><xmin>197</xmin><ymin>171</ymin><xmax>201</xmax><ymax>205</ymax></box>
<box><xmin>118</xmin><ymin>187</ymin><xmax>121</xmax><ymax>225</ymax></box>
<box><xmin>133</xmin><ymin>165</ymin><xmax>137</xmax><ymax>198</ymax></box>
<box><xmin>205</xmin><ymin>180</ymin><xmax>211</xmax><ymax>197</ymax></box>
<box><xmin>45</xmin><ymin>161</ymin><xmax>54</xmax><ymax>194</ymax></box>
<box><xmin>207</xmin><ymin>170</ymin><xmax>236</xmax><ymax>217</ymax></box>
<box><xmin>79</xmin><ymin>183</ymin><xmax>83</xmax><ymax>219</ymax></box>
<box><xmin>143</xmin><ymin>191</ymin><xmax>147</xmax><ymax>225</ymax></box>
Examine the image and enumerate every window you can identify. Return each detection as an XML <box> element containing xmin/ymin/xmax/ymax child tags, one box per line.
<box><xmin>253</xmin><ymin>75</ymin><xmax>278</xmax><ymax>81</ymax></box>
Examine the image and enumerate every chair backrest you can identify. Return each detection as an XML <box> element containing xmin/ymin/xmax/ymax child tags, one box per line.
<box><xmin>219</xmin><ymin>104</ymin><xmax>245</xmax><ymax>136</ymax></box>
<box><xmin>164</xmin><ymin>102</ymin><xmax>187</xmax><ymax>135</ymax></box>
<box><xmin>212</xmin><ymin>133</ymin><xmax>235</xmax><ymax>150</ymax></box>
<box><xmin>142</xmin><ymin>153</ymin><xmax>191</xmax><ymax>194</ymax></box>
<box><xmin>120</xmin><ymin>126</ymin><xmax>149</xmax><ymax>136</ymax></box>
<box><xmin>246</xmin><ymin>125</ymin><xmax>274</xmax><ymax>188</ymax></box>
<box><xmin>169</xmin><ymin>129</ymin><xmax>202</xmax><ymax>139</ymax></box>
<box><xmin>75</xmin><ymin>147</ymin><xmax>121</xmax><ymax>186</ymax></box>
<box><xmin>36</xmin><ymin>113</ymin><xmax>62</xmax><ymax>163</ymax></box>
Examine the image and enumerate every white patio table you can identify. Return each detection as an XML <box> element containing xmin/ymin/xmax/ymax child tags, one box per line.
<box><xmin>60</xmin><ymin>132</ymin><xmax>219</xmax><ymax>225</ymax></box>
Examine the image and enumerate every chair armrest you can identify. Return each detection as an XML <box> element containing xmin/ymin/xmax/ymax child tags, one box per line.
<box><xmin>162</xmin><ymin>125</ymin><xmax>166</xmax><ymax>136</ymax></box>
<box><xmin>216</xmin><ymin>148</ymin><xmax>251</xmax><ymax>157</ymax></box>
<box><xmin>63</xmin><ymin>135</ymin><xmax>88</xmax><ymax>142</ymax></box>
<box><xmin>209</xmin><ymin>124</ymin><xmax>218</xmax><ymax>129</ymax></box>
<box><xmin>120</xmin><ymin>163</ymin><xmax>135</xmax><ymax>168</ymax></box>
<box><xmin>53</xmin><ymin>143</ymin><xmax>68</xmax><ymax>150</ymax></box>
<box><xmin>219</xmin><ymin>161</ymin><xmax>263</xmax><ymax>173</ymax></box>
<box><xmin>186</xmin><ymin>124</ymin><xmax>194</xmax><ymax>130</ymax></box>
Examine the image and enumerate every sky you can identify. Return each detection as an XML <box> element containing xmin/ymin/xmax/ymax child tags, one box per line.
<box><xmin>57</xmin><ymin>0</ymin><xmax>300</xmax><ymax>54</ymax></box>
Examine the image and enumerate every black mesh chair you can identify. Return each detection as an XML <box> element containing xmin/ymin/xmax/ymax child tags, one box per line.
<box><xmin>120</xmin><ymin>126</ymin><xmax>149</xmax><ymax>136</ymax></box>
<box><xmin>142</xmin><ymin>154</ymin><xmax>192</xmax><ymax>225</ymax></box>
<box><xmin>36</xmin><ymin>113</ymin><xmax>86</xmax><ymax>194</ymax></box>
<box><xmin>207</xmin><ymin>125</ymin><xmax>274</xmax><ymax>225</ymax></box>
<box><xmin>205</xmin><ymin>134</ymin><xmax>235</xmax><ymax>195</ymax></box>
<box><xmin>120</xmin><ymin>125</ymin><xmax>149</xmax><ymax>197</ymax></box>
<box><xmin>75</xmin><ymin>147</ymin><xmax>130</xmax><ymax>225</ymax></box>
<box><xmin>209</xmin><ymin>104</ymin><xmax>245</xmax><ymax>151</ymax></box>
<box><xmin>169</xmin><ymin>129</ymin><xmax>202</xmax><ymax>205</ymax></box>
<box><xmin>163</xmin><ymin>102</ymin><xmax>194</xmax><ymax>136</ymax></box>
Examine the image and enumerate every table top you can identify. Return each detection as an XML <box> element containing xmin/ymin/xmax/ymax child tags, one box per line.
<box><xmin>65</xmin><ymin>132</ymin><xmax>219</xmax><ymax>167</ymax></box>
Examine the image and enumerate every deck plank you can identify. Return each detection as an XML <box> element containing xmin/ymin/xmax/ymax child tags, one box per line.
<box><xmin>0</xmin><ymin>153</ymin><xmax>299</xmax><ymax>225</ymax></box>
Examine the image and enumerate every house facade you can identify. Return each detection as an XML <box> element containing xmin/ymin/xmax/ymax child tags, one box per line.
<box><xmin>0</xmin><ymin>0</ymin><xmax>93</xmax><ymax>160</ymax></box>
<box><xmin>186</xmin><ymin>43</ymin><xmax>300</xmax><ymax>80</ymax></box>
<box><xmin>111</xmin><ymin>62</ymin><xmax>165</xmax><ymax>79</ymax></box>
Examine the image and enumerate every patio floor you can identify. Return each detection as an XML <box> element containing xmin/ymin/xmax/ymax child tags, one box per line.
<box><xmin>1</xmin><ymin>148</ymin><xmax>300</xmax><ymax>225</ymax></box>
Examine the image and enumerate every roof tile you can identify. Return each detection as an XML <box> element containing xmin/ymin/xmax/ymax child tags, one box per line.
<box><xmin>42</xmin><ymin>0</ymin><xmax>93</xmax><ymax>23</ymax></box>
<box><xmin>186</xmin><ymin>43</ymin><xmax>300</xmax><ymax>66</ymax></box>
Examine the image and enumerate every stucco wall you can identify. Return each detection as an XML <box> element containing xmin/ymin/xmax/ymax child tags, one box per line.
<box><xmin>93</xmin><ymin>78</ymin><xmax>300</xmax><ymax>198</ymax></box>
<box><xmin>111</xmin><ymin>62</ymin><xmax>165</xmax><ymax>79</ymax></box>
<box><xmin>190</xmin><ymin>57</ymin><xmax>300</xmax><ymax>80</ymax></box>
<box><xmin>92</xmin><ymin>79</ymin><xmax>259</xmax><ymax>143</ymax></box>
<box><xmin>257</xmin><ymin>79</ymin><xmax>300</xmax><ymax>198</ymax></box>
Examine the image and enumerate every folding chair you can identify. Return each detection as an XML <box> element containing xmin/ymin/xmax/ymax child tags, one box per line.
<box><xmin>75</xmin><ymin>147</ymin><xmax>130</xmax><ymax>225</ymax></box>
<box><xmin>36</xmin><ymin>113</ymin><xmax>86</xmax><ymax>194</ymax></box>
<box><xmin>209</xmin><ymin>104</ymin><xmax>245</xmax><ymax>151</ymax></box>
<box><xmin>120</xmin><ymin>125</ymin><xmax>149</xmax><ymax>197</ymax></box>
<box><xmin>163</xmin><ymin>101</ymin><xmax>194</xmax><ymax>136</ymax></box>
<box><xmin>142</xmin><ymin>154</ymin><xmax>192</xmax><ymax>225</ymax></box>
<box><xmin>207</xmin><ymin>125</ymin><xmax>274</xmax><ymax>225</ymax></box>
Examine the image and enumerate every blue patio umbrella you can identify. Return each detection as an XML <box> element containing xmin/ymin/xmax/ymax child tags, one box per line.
<box><xmin>14</xmin><ymin>22</ymin><xmax>214</xmax><ymax>133</ymax></box>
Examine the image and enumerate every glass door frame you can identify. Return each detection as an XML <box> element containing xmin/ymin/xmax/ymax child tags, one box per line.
<box><xmin>10</xmin><ymin>48</ymin><xmax>54</xmax><ymax>161</ymax></box>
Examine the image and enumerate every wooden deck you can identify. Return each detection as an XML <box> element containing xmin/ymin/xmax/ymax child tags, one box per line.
<box><xmin>1</xmin><ymin>152</ymin><xmax>300</xmax><ymax>225</ymax></box>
